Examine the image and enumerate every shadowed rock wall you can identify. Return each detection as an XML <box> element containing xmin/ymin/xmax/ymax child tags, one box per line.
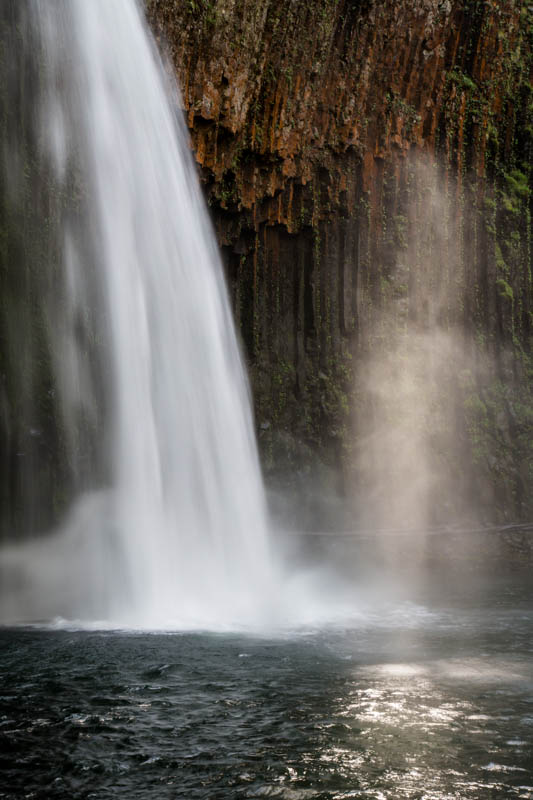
<box><xmin>147</xmin><ymin>0</ymin><xmax>533</xmax><ymax>523</ymax></box>
<box><xmin>147</xmin><ymin>0</ymin><xmax>533</xmax><ymax>520</ymax></box>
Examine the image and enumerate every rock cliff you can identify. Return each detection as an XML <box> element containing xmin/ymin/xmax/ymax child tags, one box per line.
<box><xmin>147</xmin><ymin>0</ymin><xmax>533</xmax><ymax>524</ymax></box>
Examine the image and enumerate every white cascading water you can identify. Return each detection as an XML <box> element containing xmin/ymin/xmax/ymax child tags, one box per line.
<box><xmin>0</xmin><ymin>0</ymin><xmax>277</xmax><ymax>627</ymax></box>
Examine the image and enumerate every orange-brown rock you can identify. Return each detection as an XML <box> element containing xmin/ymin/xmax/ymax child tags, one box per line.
<box><xmin>147</xmin><ymin>0</ymin><xmax>532</xmax><ymax>521</ymax></box>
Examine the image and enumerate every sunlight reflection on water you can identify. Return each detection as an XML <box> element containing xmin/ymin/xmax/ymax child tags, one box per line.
<box><xmin>1</xmin><ymin>582</ymin><xmax>532</xmax><ymax>799</ymax></box>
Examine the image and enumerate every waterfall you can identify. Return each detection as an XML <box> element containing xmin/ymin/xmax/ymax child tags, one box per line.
<box><xmin>0</xmin><ymin>0</ymin><xmax>275</xmax><ymax>627</ymax></box>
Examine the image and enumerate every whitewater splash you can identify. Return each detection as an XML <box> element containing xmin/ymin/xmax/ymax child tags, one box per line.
<box><xmin>0</xmin><ymin>0</ymin><xmax>276</xmax><ymax>627</ymax></box>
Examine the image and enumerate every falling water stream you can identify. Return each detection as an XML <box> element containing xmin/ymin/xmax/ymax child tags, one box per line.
<box><xmin>0</xmin><ymin>0</ymin><xmax>274</xmax><ymax>627</ymax></box>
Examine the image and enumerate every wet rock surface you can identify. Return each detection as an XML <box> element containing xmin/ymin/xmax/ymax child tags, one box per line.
<box><xmin>148</xmin><ymin>0</ymin><xmax>533</xmax><ymax>521</ymax></box>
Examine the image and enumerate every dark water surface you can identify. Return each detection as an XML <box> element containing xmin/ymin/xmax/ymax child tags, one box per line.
<box><xmin>1</xmin><ymin>576</ymin><xmax>533</xmax><ymax>799</ymax></box>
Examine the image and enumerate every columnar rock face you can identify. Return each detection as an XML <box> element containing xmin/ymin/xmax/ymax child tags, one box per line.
<box><xmin>147</xmin><ymin>0</ymin><xmax>532</xmax><ymax>523</ymax></box>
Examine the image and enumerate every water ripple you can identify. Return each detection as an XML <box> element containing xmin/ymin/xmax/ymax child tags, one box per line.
<box><xmin>1</xmin><ymin>593</ymin><xmax>533</xmax><ymax>799</ymax></box>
